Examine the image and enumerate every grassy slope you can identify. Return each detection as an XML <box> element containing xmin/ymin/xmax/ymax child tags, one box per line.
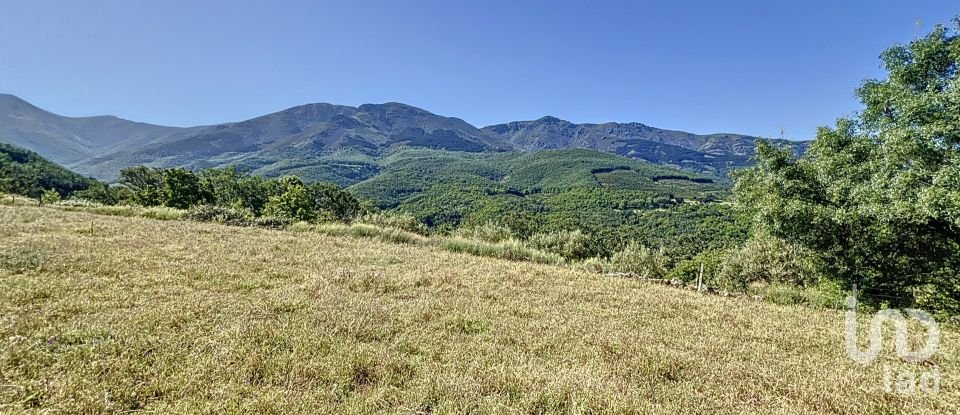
<box><xmin>1</xmin><ymin>205</ymin><xmax>957</xmax><ymax>414</ymax></box>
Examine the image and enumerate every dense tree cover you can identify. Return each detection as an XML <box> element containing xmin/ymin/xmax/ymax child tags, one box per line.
<box><xmin>0</xmin><ymin>143</ymin><xmax>100</xmax><ymax>202</ymax></box>
<box><xmin>113</xmin><ymin>166</ymin><xmax>364</xmax><ymax>223</ymax></box>
<box><xmin>735</xmin><ymin>21</ymin><xmax>960</xmax><ymax>312</ymax></box>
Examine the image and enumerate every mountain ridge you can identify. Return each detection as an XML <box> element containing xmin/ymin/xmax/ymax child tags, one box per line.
<box><xmin>0</xmin><ymin>94</ymin><xmax>807</xmax><ymax>181</ymax></box>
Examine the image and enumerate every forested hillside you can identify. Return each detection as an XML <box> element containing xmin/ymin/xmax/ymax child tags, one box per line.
<box><xmin>0</xmin><ymin>142</ymin><xmax>102</xmax><ymax>201</ymax></box>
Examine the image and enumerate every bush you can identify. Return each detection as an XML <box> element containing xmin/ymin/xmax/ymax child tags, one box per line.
<box><xmin>526</xmin><ymin>229</ymin><xmax>596</xmax><ymax>260</ymax></box>
<box><xmin>453</xmin><ymin>221</ymin><xmax>515</xmax><ymax>243</ymax></box>
<box><xmin>314</xmin><ymin>223</ymin><xmax>427</xmax><ymax>245</ymax></box>
<box><xmin>186</xmin><ymin>205</ymin><xmax>252</xmax><ymax>226</ymax></box>
<box><xmin>439</xmin><ymin>237</ymin><xmax>563</xmax><ymax>265</ymax></box>
<box><xmin>667</xmin><ymin>249</ymin><xmax>725</xmax><ymax>284</ymax></box>
<box><xmin>606</xmin><ymin>242</ymin><xmax>669</xmax><ymax>279</ymax></box>
<box><xmin>355</xmin><ymin>211</ymin><xmax>429</xmax><ymax>235</ymax></box>
<box><xmin>715</xmin><ymin>234</ymin><xmax>820</xmax><ymax>291</ymax></box>
<box><xmin>41</xmin><ymin>188</ymin><xmax>61</xmax><ymax>205</ymax></box>
<box><xmin>52</xmin><ymin>203</ymin><xmax>186</xmax><ymax>220</ymax></box>
<box><xmin>253</xmin><ymin>216</ymin><xmax>293</xmax><ymax>229</ymax></box>
<box><xmin>53</xmin><ymin>199</ymin><xmax>103</xmax><ymax>208</ymax></box>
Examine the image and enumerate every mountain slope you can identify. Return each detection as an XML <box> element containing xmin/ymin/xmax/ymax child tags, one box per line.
<box><xmin>481</xmin><ymin>116</ymin><xmax>806</xmax><ymax>174</ymax></box>
<box><xmin>72</xmin><ymin>102</ymin><xmax>498</xmax><ymax>181</ymax></box>
<box><xmin>0</xmin><ymin>94</ymin><xmax>201</xmax><ymax>165</ymax></box>
<box><xmin>0</xmin><ymin>94</ymin><xmax>807</xmax><ymax>181</ymax></box>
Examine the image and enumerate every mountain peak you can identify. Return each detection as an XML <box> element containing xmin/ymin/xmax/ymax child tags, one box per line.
<box><xmin>535</xmin><ymin>115</ymin><xmax>565</xmax><ymax>124</ymax></box>
<box><xmin>0</xmin><ymin>93</ymin><xmax>39</xmax><ymax>111</ymax></box>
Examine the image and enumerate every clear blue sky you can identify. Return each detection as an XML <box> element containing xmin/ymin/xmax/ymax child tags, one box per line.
<box><xmin>0</xmin><ymin>1</ymin><xmax>956</xmax><ymax>139</ymax></box>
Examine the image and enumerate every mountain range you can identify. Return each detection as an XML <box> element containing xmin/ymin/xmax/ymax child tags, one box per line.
<box><xmin>0</xmin><ymin>93</ymin><xmax>805</xmax><ymax>182</ymax></box>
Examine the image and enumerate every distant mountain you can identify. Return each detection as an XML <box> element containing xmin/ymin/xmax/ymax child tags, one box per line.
<box><xmin>0</xmin><ymin>94</ymin><xmax>807</xmax><ymax>181</ymax></box>
<box><xmin>0</xmin><ymin>94</ymin><xmax>202</xmax><ymax>165</ymax></box>
<box><xmin>481</xmin><ymin>116</ymin><xmax>805</xmax><ymax>174</ymax></box>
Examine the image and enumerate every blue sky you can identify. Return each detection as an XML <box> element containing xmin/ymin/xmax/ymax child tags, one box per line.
<box><xmin>0</xmin><ymin>1</ymin><xmax>956</xmax><ymax>139</ymax></box>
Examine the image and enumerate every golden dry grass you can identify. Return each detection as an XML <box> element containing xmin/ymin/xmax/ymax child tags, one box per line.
<box><xmin>0</xmin><ymin>205</ymin><xmax>957</xmax><ymax>414</ymax></box>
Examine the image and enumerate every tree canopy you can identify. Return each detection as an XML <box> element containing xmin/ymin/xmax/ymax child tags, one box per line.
<box><xmin>735</xmin><ymin>20</ymin><xmax>960</xmax><ymax>312</ymax></box>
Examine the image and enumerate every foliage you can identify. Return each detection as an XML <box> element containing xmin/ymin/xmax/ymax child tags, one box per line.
<box><xmin>438</xmin><ymin>237</ymin><xmax>564</xmax><ymax>265</ymax></box>
<box><xmin>161</xmin><ymin>168</ymin><xmax>211</xmax><ymax>209</ymax></box>
<box><xmin>526</xmin><ymin>229</ymin><xmax>598</xmax><ymax>260</ymax></box>
<box><xmin>667</xmin><ymin>249</ymin><xmax>726</xmax><ymax>284</ymax></box>
<box><xmin>185</xmin><ymin>205</ymin><xmax>253</xmax><ymax>226</ymax></box>
<box><xmin>0</xmin><ymin>143</ymin><xmax>100</xmax><ymax>200</ymax></box>
<box><xmin>261</xmin><ymin>176</ymin><xmax>361</xmax><ymax>223</ymax></box>
<box><xmin>40</xmin><ymin>188</ymin><xmax>60</xmax><ymax>205</ymax></box>
<box><xmin>734</xmin><ymin>21</ymin><xmax>960</xmax><ymax>308</ymax></box>
<box><xmin>714</xmin><ymin>234</ymin><xmax>820</xmax><ymax>291</ymax></box>
<box><xmin>605</xmin><ymin>242</ymin><xmax>670</xmax><ymax>279</ymax></box>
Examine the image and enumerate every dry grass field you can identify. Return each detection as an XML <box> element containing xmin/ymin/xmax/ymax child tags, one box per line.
<box><xmin>1</xmin><ymin>204</ymin><xmax>957</xmax><ymax>414</ymax></box>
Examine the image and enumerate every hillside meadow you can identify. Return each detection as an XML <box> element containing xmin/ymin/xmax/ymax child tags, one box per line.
<box><xmin>1</xmin><ymin>205</ymin><xmax>957</xmax><ymax>414</ymax></box>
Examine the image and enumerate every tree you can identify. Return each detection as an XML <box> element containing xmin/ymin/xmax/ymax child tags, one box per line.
<box><xmin>310</xmin><ymin>182</ymin><xmax>361</xmax><ymax>221</ymax></box>
<box><xmin>161</xmin><ymin>168</ymin><xmax>210</xmax><ymax>209</ymax></box>
<box><xmin>734</xmin><ymin>20</ymin><xmax>960</xmax><ymax>311</ymax></box>
<box><xmin>263</xmin><ymin>176</ymin><xmax>319</xmax><ymax>222</ymax></box>
<box><xmin>41</xmin><ymin>188</ymin><xmax>61</xmax><ymax>205</ymax></box>
<box><xmin>119</xmin><ymin>166</ymin><xmax>163</xmax><ymax>206</ymax></box>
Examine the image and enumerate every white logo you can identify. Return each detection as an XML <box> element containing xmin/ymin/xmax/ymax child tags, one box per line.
<box><xmin>844</xmin><ymin>285</ymin><xmax>941</xmax><ymax>394</ymax></box>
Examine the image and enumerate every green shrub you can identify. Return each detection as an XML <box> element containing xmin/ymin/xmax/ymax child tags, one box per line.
<box><xmin>186</xmin><ymin>205</ymin><xmax>252</xmax><ymax>226</ymax></box>
<box><xmin>667</xmin><ymin>249</ymin><xmax>725</xmax><ymax>284</ymax></box>
<box><xmin>526</xmin><ymin>230</ymin><xmax>597</xmax><ymax>260</ymax></box>
<box><xmin>606</xmin><ymin>242</ymin><xmax>669</xmax><ymax>279</ymax></box>
<box><xmin>576</xmin><ymin>257</ymin><xmax>609</xmax><ymax>273</ymax></box>
<box><xmin>315</xmin><ymin>223</ymin><xmax>427</xmax><ymax>245</ymax></box>
<box><xmin>749</xmin><ymin>279</ymin><xmax>846</xmax><ymax>309</ymax></box>
<box><xmin>138</xmin><ymin>206</ymin><xmax>187</xmax><ymax>221</ymax></box>
<box><xmin>253</xmin><ymin>216</ymin><xmax>293</xmax><ymax>229</ymax></box>
<box><xmin>439</xmin><ymin>238</ymin><xmax>563</xmax><ymax>265</ymax></box>
<box><xmin>715</xmin><ymin>234</ymin><xmax>820</xmax><ymax>291</ymax></box>
<box><xmin>41</xmin><ymin>188</ymin><xmax>61</xmax><ymax>205</ymax></box>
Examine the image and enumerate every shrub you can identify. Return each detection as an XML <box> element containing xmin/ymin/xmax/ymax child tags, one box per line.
<box><xmin>453</xmin><ymin>221</ymin><xmax>515</xmax><ymax>243</ymax></box>
<box><xmin>53</xmin><ymin>199</ymin><xmax>102</xmax><ymax>208</ymax></box>
<box><xmin>715</xmin><ymin>234</ymin><xmax>820</xmax><ymax>291</ymax></box>
<box><xmin>576</xmin><ymin>257</ymin><xmax>609</xmax><ymax>273</ymax></box>
<box><xmin>314</xmin><ymin>223</ymin><xmax>427</xmax><ymax>245</ymax></box>
<box><xmin>439</xmin><ymin>238</ymin><xmax>563</xmax><ymax>265</ymax></box>
<box><xmin>526</xmin><ymin>229</ymin><xmax>596</xmax><ymax>260</ymax></box>
<box><xmin>355</xmin><ymin>211</ymin><xmax>429</xmax><ymax>235</ymax></box>
<box><xmin>606</xmin><ymin>242</ymin><xmax>669</xmax><ymax>279</ymax></box>
<box><xmin>186</xmin><ymin>205</ymin><xmax>252</xmax><ymax>226</ymax></box>
<box><xmin>138</xmin><ymin>206</ymin><xmax>187</xmax><ymax>221</ymax></box>
<box><xmin>667</xmin><ymin>249</ymin><xmax>725</xmax><ymax>284</ymax></box>
<box><xmin>41</xmin><ymin>188</ymin><xmax>61</xmax><ymax>205</ymax></box>
<box><xmin>253</xmin><ymin>216</ymin><xmax>293</xmax><ymax>229</ymax></box>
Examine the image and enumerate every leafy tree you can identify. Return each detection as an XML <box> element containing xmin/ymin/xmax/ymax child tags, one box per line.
<box><xmin>119</xmin><ymin>166</ymin><xmax>164</xmax><ymax>206</ymax></box>
<box><xmin>70</xmin><ymin>182</ymin><xmax>120</xmax><ymax>205</ymax></box>
<box><xmin>310</xmin><ymin>182</ymin><xmax>361</xmax><ymax>221</ymax></box>
<box><xmin>161</xmin><ymin>168</ymin><xmax>210</xmax><ymax>209</ymax></box>
<box><xmin>263</xmin><ymin>176</ymin><xmax>320</xmax><ymax>222</ymax></box>
<box><xmin>41</xmin><ymin>188</ymin><xmax>61</xmax><ymax>205</ymax></box>
<box><xmin>735</xmin><ymin>20</ymin><xmax>960</xmax><ymax>309</ymax></box>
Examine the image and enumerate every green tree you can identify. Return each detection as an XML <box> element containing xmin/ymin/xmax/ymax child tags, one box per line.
<box><xmin>41</xmin><ymin>188</ymin><xmax>61</xmax><ymax>205</ymax></box>
<box><xmin>119</xmin><ymin>166</ymin><xmax>164</xmax><ymax>206</ymax></box>
<box><xmin>735</xmin><ymin>20</ymin><xmax>960</xmax><ymax>310</ymax></box>
<box><xmin>161</xmin><ymin>168</ymin><xmax>210</xmax><ymax>209</ymax></box>
<box><xmin>310</xmin><ymin>182</ymin><xmax>361</xmax><ymax>221</ymax></box>
<box><xmin>263</xmin><ymin>176</ymin><xmax>318</xmax><ymax>222</ymax></box>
